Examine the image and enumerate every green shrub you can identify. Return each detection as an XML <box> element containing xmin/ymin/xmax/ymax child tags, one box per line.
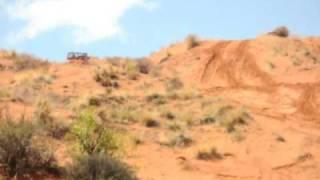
<box><xmin>0</xmin><ymin>119</ymin><xmax>58</xmax><ymax>178</ymax></box>
<box><xmin>67</xmin><ymin>153</ymin><xmax>137</xmax><ymax>180</ymax></box>
<box><xmin>71</xmin><ymin>110</ymin><xmax>119</xmax><ymax>155</ymax></box>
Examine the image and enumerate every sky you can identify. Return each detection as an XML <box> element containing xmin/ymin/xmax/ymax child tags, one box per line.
<box><xmin>0</xmin><ymin>0</ymin><xmax>319</xmax><ymax>61</ymax></box>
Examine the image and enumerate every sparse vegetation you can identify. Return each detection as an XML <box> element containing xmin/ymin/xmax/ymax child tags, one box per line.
<box><xmin>35</xmin><ymin>100</ymin><xmax>70</xmax><ymax>139</ymax></box>
<box><xmin>8</xmin><ymin>52</ymin><xmax>49</xmax><ymax>71</ymax></box>
<box><xmin>166</xmin><ymin>77</ymin><xmax>184</xmax><ymax>91</ymax></box>
<box><xmin>67</xmin><ymin>153</ymin><xmax>137</xmax><ymax>180</ymax></box>
<box><xmin>269</xmin><ymin>26</ymin><xmax>290</xmax><ymax>38</ymax></box>
<box><xmin>0</xmin><ymin>114</ymin><xmax>58</xmax><ymax>178</ymax></box>
<box><xmin>109</xmin><ymin>107</ymin><xmax>139</xmax><ymax>124</ymax></box>
<box><xmin>160</xmin><ymin>133</ymin><xmax>193</xmax><ymax>148</ymax></box>
<box><xmin>94</xmin><ymin>68</ymin><xmax>119</xmax><ymax>88</ymax></box>
<box><xmin>203</xmin><ymin>105</ymin><xmax>251</xmax><ymax>132</ymax></box>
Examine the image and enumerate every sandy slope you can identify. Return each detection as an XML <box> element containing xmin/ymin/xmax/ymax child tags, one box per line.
<box><xmin>1</xmin><ymin>35</ymin><xmax>320</xmax><ymax>180</ymax></box>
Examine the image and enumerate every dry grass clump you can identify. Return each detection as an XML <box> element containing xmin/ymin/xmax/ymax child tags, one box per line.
<box><xmin>269</xmin><ymin>26</ymin><xmax>290</xmax><ymax>38</ymax></box>
<box><xmin>159</xmin><ymin>133</ymin><xmax>193</xmax><ymax>148</ymax></box>
<box><xmin>196</xmin><ymin>147</ymin><xmax>223</xmax><ymax>161</ymax></box>
<box><xmin>94</xmin><ymin>68</ymin><xmax>119</xmax><ymax>88</ymax></box>
<box><xmin>146</xmin><ymin>93</ymin><xmax>167</xmax><ymax>105</ymax></box>
<box><xmin>202</xmin><ymin>103</ymin><xmax>251</xmax><ymax>132</ymax></box>
<box><xmin>108</xmin><ymin>107</ymin><xmax>139</xmax><ymax>124</ymax></box>
<box><xmin>10</xmin><ymin>74</ymin><xmax>54</xmax><ymax>104</ymax></box>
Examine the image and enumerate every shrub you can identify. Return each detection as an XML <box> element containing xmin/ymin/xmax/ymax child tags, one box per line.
<box><xmin>136</xmin><ymin>58</ymin><xmax>151</xmax><ymax>74</ymax></box>
<box><xmin>197</xmin><ymin>147</ymin><xmax>223</xmax><ymax>161</ymax></box>
<box><xmin>186</xmin><ymin>34</ymin><xmax>200</xmax><ymax>49</ymax></box>
<box><xmin>0</xmin><ymin>118</ymin><xmax>58</xmax><ymax>178</ymax></box>
<box><xmin>166</xmin><ymin>77</ymin><xmax>184</xmax><ymax>91</ymax></box>
<box><xmin>215</xmin><ymin>106</ymin><xmax>251</xmax><ymax>132</ymax></box>
<box><xmin>124</xmin><ymin>60</ymin><xmax>139</xmax><ymax>80</ymax></box>
<box><xmin>71</xmin><ymin>110</ymin><xmax>119</xmax><ymax>155</ymax></box>
<box><xmin>144</xmin><ymin>118</ymin><xmax>160</xmax><ymax>128</ymax></box>
<box><xmin>67</xmin><ymin>153</ymin><xmax>137</xmax><ymax>180</ymax></box>
<box><xmin>204</xmin><ymin>104</ymin><xmax>251</xmax><ymax>132</ymax></box>
<box><xmin>88</xmin><ymin>96</ymin><xmax>101</xmax><ymax>106</ymax></box>
<box><xmin>161</xmin><ymin>111</ymin><xmax>175</xmax><ymax>120</ymax></box>
<box><xmin>94</xmin><ymin>68</ymin><xmax>119</xmax><ymax>88</ymax></box>
<box><xmin>269</xmin><ymin>26</ymin><xmax>290</xmax><ymax>38</ymax></box>
<box><xmin>146</xmin><ymin>93</ymin><xmax>167</xmax><ymax>105</ymax></box>
<box><xmin>10</xmin><ymin>53</ymin><xmax>49</xmax><ymax>71</ymax></box>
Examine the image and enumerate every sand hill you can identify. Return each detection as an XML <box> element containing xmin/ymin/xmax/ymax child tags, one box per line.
<box><xmin>0</xmin><ymin>34</ymin><xmax>320</xmax><ymax>180</ymax></box>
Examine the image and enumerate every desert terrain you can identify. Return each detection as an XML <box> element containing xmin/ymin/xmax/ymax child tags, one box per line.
<box><xmin>0</xmin><ymin>30</ymin><xmax>320</xmax><ymax>180</ymax></box>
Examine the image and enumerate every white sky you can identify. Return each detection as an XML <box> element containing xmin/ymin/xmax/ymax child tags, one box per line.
<box><xmin>4</xmin><ymin>0</ymin><xmax>156</xmax><ymax>44</ymax></box>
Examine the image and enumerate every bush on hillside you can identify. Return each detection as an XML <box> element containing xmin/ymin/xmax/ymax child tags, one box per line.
<box><xmin>71</xmin><ymin>110</ymin><xmax>119</xmax><ymax>155</ymax></box>
<box><xmin>0</xmin><ymin>115</ymin><xmax>58</xmax><ymax>178</ymax></box>
<box><xmin>186</xmin><ymin>34</ymin><xmax>200</xmax><ymax>49</ymax></box>
<box><xmin>10</xmin><ymin>52</ymin><xmax>49</xmax><ymax>71</ymax></box>
<box><xmin>67</xmin><ymin>153</ymin><xmax>137</xmax><ymax>180</ymax></box>
<box><xmin>269</xmin><ymin>26</ymin><xmax>290</xmax><ymax>38</ymax></box>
